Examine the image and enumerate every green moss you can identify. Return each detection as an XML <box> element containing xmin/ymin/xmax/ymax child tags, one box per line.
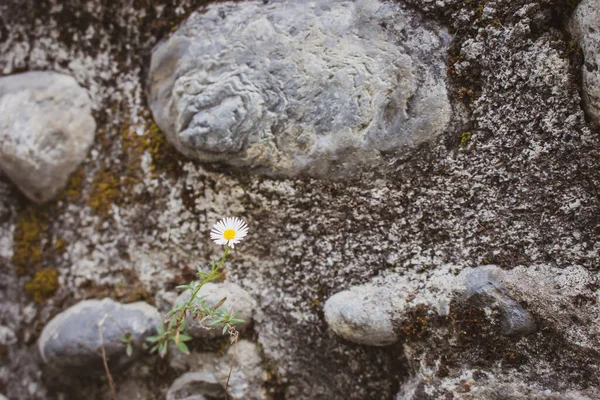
<box><xmin>54</xmin><ymin>237</ymin><xmax>67</xmax><ymax>254</ymax></box>
<box><xmin>12</xmin><ymin>209</ymin><xmax>48</xmax><ymax>276</ymax></box>
<box><xmin>142</xmin><ymin>121</ymin><xmax>182</xmax><ymax>177</ymax></box>
<box><xmin>461</xmin><ymin>131</ymin><xmax>473</xmax><ymax>147</ymax></box>
<box><xmin>24</xmin><ymin>268</ymin><xmax>59</xmax><ymax>304</ymax></box>
<box><xmin>87</xmin><ymin>165</ymin><xmax>122</xmax><ymax>217</ymax></box>
<box><xmin>62</xmin><ymin>167</ymin><xmax>86</xmax><ymax>202</ymax></box>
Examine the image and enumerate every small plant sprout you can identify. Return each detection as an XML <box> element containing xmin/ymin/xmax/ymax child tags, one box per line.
<box><xmin>137</xmin><ymin>217</ymin><xmax>249</xmax><ymax>358</ymax></box>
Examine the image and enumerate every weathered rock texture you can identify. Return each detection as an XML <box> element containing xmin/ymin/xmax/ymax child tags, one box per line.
<box><xmin>38</xmin><ymin>299</ymin><xmax>161</xmax><ymax>374</ymax></box>
<box><xmin>148</xmin><ymin>0</ymin><xmax>451</xmax><ymax>177</ymax></box>
<box><xmin>1</xmin><ymin>0</ymin><xmax>600</xmax><ymax>399</ymax></box>
<box><xmin>570</xmin><ymin>0</ymin><xmax>600</xmax><ymax>125</ymax></box>
<box><xmin>0</xmin><ymin>71</ymin><xmax>96</xmax><ymax>203</ymax></box>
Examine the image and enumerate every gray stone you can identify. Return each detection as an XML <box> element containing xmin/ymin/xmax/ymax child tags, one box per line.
<box><xmin>173</xmin><ymin>282</ymin><xmax>256</xmax><ymax>339</ymax></box>
<box><xmin>324</xmin><ymin>284</ymin><xmax>397</xmax><ymax>346</ymax></box>
<box><xmin>148</xmin><ymin>0</ymin><xmax>451</xmax><ymax>177</ymax></box>
<box><xmin>38</xmin><ymin>298</ymin><xmax>161</xmax><ymax>374</ymax></box>
<box><xmin>570</xmin><ymin>0</ymin><xmax>600</xmax><ymax>124</ymax></box>
<box><xmin>466</xmin><ymin>267</ymin><xmax>536</xmax><ymax>337</ymax></box>
<box><xmin>0</xmin><ymin>71</ymin><xmax>95</xmax><ymax>203</ymax></box>
<box><xmin>168</xmin><ymin>340</ymin><xmax>266</xmax><ymax>400</ymax></box>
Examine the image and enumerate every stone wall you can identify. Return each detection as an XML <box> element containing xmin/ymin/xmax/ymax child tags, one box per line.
<box><xmin>0</xmin><ymin>0</ymin><xmax>599</xmax><ymax>399</ymax></box>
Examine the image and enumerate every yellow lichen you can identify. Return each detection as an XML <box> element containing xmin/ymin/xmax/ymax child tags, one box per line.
<box><xmin>142</xmin><ymin>121</ymin><xmax>182</xmax><ymax>177</ymax></box>
<box><xmin>12</xmin><ymin>209</ymin><xmax>48</xmax><ymax>276</ymax></box>
<box><xmin>87</xmin><ymin>165</ymin><xmax>122</xmax><ymax>217</ymax></box>
<box><xmin>62</xmin><ymin>167</ymin><xmax>86</xmax><ymax>202</ymax></box>
<box><xmin>54</xmin><ymin>237</ymin><xmax>67</xmax><ymax>254</ymax></box>
<box><xmin>461</xmin><ymin>131</ymin><xmax>473</xmax><ymax>147</ymax></box>
<box><xmin>24</xmin><ymin>268</ymin><xmax>59</xmax><ymax>304</ymax></box>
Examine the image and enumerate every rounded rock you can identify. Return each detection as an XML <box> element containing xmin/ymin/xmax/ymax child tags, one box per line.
<box><xmin>173</xmin><ymin>282</ymin><xmax>256</xmax><ymax>339</ymax></box>
<box><xmin>38</xmin><ymin>298</ymin><xmax>161</xmax><ymax>374</ymax></box>
<box><xmin>0</xmin><ymin>71</ymin><xmax>96</xmax><ymax>203</ymax></box>
<box><xmin>148</xmin><ymin>0</ymin><xmax>450</xmax><ymax>177</ymax></box>
<box><xmin>324</xmin><ymin>284</ymin><xmax>397</xmax><ymax>346</ymax></box>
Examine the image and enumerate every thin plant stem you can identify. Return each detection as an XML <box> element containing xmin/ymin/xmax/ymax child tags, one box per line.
<box><xmin>98</xmin><ymin>314</ymin><xmax>117</xmax><ymax>400</ymax></box>
<box><xmin>224</xmin><ymin>330</ymin><xmax>239</xmax><ymax>400</ymax></box>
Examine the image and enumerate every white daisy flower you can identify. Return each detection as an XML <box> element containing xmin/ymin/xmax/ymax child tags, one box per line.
<box><xmin>210</xmin><ymin>217</ymin><xmax>249</xmax><ymax>248</ymax></box>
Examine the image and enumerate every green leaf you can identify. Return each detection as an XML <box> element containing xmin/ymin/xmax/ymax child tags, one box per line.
<box><xmin>120</xmin><ymin>336</ymin><xmax>130</xmax><ymax>344</ymax></box>
<box><xmin>157</xmin><ymin>323</ymin><xmax>165</xmax><ymax>335</ymax></box>
<box><xmin>177</xmin><ymin>341</ymin><xmax>190</xmax><ymax>354</ymax></box>
<box><xmin>229</xmin><ymin>318</ymin><xmax>245</xmax><ymax>324</ymax></box>
<box><xmin>222</xmin><ymin>325</ymin><xmax>228</xmax><ymax>335</ymax></box>
<box><xmin>176</xmin><ymin>284</ymin><xmax>190</xmax><ymax>290</ymax></box>
<box><xmin>158</xmin><ymin>342</ymin><xmax>168</xmax><ymax>358</ymax></box>
<box><xmin>168</xmin><ymin>316</ymin><xmax>177</xmax><ymax>330</ymax></box>
<box><xmin>126</xmin><ymin>344</ymin><xmax>133</xmax><ymax>357</ymax></box>
<box><xmin>149</xmin><ymin>344</ymin><xmax>160</xmax><ymax>353</ymax></box>
<box><xmin>180</xmin><ymin>319</ymin><xmax>186</xmax><ymax>332</ymax></box>
<box><xmin>146</xmin><ymin>335</ymin><xmax>161</xmax><ymax>343</ymax></box>
<box><xmin>178</xmin><ymin>334</ymin><xmax>193</xmax><ymax>342</ymax></box>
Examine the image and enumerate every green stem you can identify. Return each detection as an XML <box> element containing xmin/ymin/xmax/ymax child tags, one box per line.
<box><xmin>180</xmin><ymin>246</ymin><xmax>231</xmax><ymax>321</ymax></box>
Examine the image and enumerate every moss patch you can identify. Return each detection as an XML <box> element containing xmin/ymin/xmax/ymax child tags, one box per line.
<box><xmin>24</xmin><ymin>268</ymin><xmax>59</xmax><ymax>304</ymax></box>
<box><xmin>461</xmin><ymin>131</ymin><xmax>473</xmax><ymax>147</ymax></box>
<box><xmin>87</xmin><ymin>164</ymin><xmax>122</xmax><ymax>217</ymax></box>
<box><xmin>142</xmin><ymin>121</ymin><xmax>183</xmax><ymax>178</ymax></box>
<box><xmin>61</xmin><ymin>166</ymin><xmax>86</xmax><ymax>203</ymax></box>
<box><xmin>12</xmin><ymin>209</ymin><xmax>48</xmax><ymax>276</ymax></box>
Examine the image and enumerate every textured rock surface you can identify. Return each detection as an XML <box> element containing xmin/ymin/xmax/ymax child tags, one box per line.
<box><xmin>324</xmin><ymin>284</ymin><xmax>397</xmax><ymax>346</ymax></box>
<box><xmin>38</xmin><ymin>299</ymin><xmax>161</xmax><ymax>374</ymax></box>
<box><xmin>570</xmin><ymin>0</ymin><xmax>600</xmax><ymax>124</ymax></box>
<box><xmin>174</xmin><ymin>282</ymin><xmax>256</xmax><ymax>339</ymax></box>
<box><xmin>169</xmin><ymin>340</ymin><xmax>266</xmax><ymax>400</ymax></box>
<box><xmin>148</xmin><ymin>0</ymin><xmax>451</xmax><ymax>177</ymax></box>
<box><xmin>465</xmin><ymin>267</ymin><xmax>536</xmax><ymax>336</ymax></box>
<box><xmin>0</xmin><ymin>71</ymin><xmax>95</xmax><ymax>203</ymax></box>
<box><xmin>1</xmin><ymin>0</ymin><xmax>600</xmax><ymax>399</ymax></box>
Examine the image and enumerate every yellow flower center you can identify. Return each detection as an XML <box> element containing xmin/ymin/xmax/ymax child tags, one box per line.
<box><xmin>223</xmin><ymin>229</ymin><xmax>236</xmax><ymax>240</ymax></box>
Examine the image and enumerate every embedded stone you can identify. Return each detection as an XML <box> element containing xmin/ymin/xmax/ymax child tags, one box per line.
<box><xmin>148</xmin><ymin>0</ymin><xmax>451</xmax><ymax>177</ymax></box>
<box><xmin>570</xmin><ymin>0</ymin><xmax>600</xmax><ymax>124</ymax></box>
<box><xmin>324</xmin><ymin>284</ymin><xmax>397</xmax><ymax>346</ymax></box>
<box><xmin>168</xmin><ymin>340</ymin><xmax>266</xmax><ymax>400</ymax></box>
<box><xmin>466</xmin><ymin>267</ymin><xmax>536</xmax><ymax>337</ymax></box>
<box><xmin>173</xmin><ymin>282</ymin><xmax>256</xmax><ymax>339</ymax></box>
<box><xmin>38</xmin><ymin>298</ymin><xmax>161</xmax><ymax>374</ymax></box>
<box><xmin>0</xmin><ymin>71</ymin><xmax>96</xmax><ymax>203</ymax></box>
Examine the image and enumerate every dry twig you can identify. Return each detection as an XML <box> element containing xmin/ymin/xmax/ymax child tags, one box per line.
<box><xmin>98</xmin><ymin>314</ymin><xmax>117</xmax><ymax>400</ymax></box>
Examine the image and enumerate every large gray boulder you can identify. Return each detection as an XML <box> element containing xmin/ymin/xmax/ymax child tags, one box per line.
<box><xmin>0</xmin><ymin>71</ymin><xmax>96</xmax><ymax>203</ymax></box>
<box><xmin>570</xmin><ymin>0</ymin><xmax>600</xmax><ymax>124</ymax></box>
<box><xmin>38</xmin><ymin>298</ymin><xmax>161</xmax><ymax>374</ymax></box>
<box><xmin>173</xmin><ymin>282</ymin><xmax>256</xmax><ymax>339</ymax></box>
<box><xmin>148</xmin><ymin>0</ymin><xmax>451</xmax><ymax>177</ymax></box>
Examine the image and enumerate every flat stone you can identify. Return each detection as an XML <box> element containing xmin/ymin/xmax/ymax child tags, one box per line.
<box><xmin>173</xmin><ymin>282</ymin><xmax>256</xmax><ymax>339</ymax></box>
<box><xmin>324</xmin><ymin>284</ymin><xmax>397</xmax><ymax>346</ymax></box>
<box><xmin>38</xmin><ymin>298</ymin><xmax>161</xmax><ymax>374</ymax></box>
<box><xmin>570</xmin><ymin>0</ymin><xmax>600</xmax><ymax>124</ymax></box>
<box><xmin>148</xmin><ymin>0</ymin><xmax>450</xmax><ymax>177</ymax></box>
<box><xmin>0</xmin><ymin>71</ymin><xmax>96</xmax><ymax>203</ymax></box>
